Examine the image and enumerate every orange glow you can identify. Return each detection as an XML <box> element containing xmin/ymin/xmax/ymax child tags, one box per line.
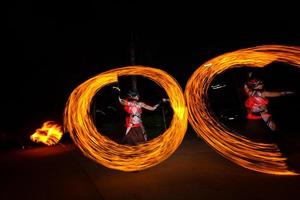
<box><xmin>64</xmin><ymin>66</ymin><xmax>188</xmax><ymax>172</ymax></box>
<box><xmin>185</xmin><ymin>45</ymin><xmax>300</xmax><ymax>175</ymax></box>
<box><xmin>30</xmin><ymin>121</ymin><xmax>63</xmax><ymax>146</ymax></box>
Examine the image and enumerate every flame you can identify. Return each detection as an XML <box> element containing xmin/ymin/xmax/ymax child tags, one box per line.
<box><xmin>30</xmin><ymin>121</ymin><xmax>63</xmax><ymax>146</ymax></box>
<box><xmin>185</xmin><ymin>45</ymin><xmax>300</xmax><ymax>175</ymax></box>
<box><xmin>64</xmin><ymin>66</ymin><xmax>188</xmax><ymax>171</ymax></box>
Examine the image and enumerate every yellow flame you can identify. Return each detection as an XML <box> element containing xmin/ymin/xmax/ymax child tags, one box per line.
<box><xmin>30</xmin><ymin>121</ymin><xmax>63</xmax><ymax>146</ymax></box>
<box><xmin>64</xmin><ymin>66</ymin><xmax>188</xmax><ymax>171</ymax></box>
<box><xmin>185</xmin><ymin>45</ymin><xmax>300</xmax><ymax>175</ymax></box>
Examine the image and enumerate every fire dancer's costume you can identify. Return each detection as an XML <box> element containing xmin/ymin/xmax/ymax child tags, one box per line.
<box><xmin>244</xmin><ymin>79</ymin><xmax>276</xmax><ymax>131</ymax></box>
<box><xmin>123</xmin><ymin>99</ymin><xmax>146</xmax><ymax>145</ymax></box>
<box><xmin>118</xmin><ymin>91</ymin><xmax>159</xmax><ymax>145</ymax></box>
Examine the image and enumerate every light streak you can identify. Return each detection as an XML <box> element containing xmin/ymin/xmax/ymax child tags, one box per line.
<box><xmin>185</xmin><ymin>45</ymin><xmax>300</xmax><ymax>175</ymax></box>
<box><xmin>64</xmin><ymin>66</ymin><xmax>188</xmax><ymax>171</ymax></box>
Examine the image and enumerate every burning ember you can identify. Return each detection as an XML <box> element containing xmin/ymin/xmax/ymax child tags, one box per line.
<box><xmin>30</xmin><ymin>121</ymin><xmax>63</xmax><ymax>146</ymax></box>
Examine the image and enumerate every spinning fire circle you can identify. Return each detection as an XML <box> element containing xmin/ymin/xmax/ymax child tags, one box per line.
<box><xmin>185</xmin><ymin>45</ymin><xmax>300</xmax><ymax>175</ymax></box>
<box><xmin>64</xmin><ymin>66</ymin><xmax>188</xmax><ymax>171</ymax></box>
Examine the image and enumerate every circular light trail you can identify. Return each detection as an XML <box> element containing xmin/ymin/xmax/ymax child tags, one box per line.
<box><xmin>64</xmin><ymin>66</ymin><xmax>188</xmax><ymax>171</ymax></box>
<box><xmin>185</xmin><ymin>45</ymin><xmax>300</xmax><ymax>175</ymax></box>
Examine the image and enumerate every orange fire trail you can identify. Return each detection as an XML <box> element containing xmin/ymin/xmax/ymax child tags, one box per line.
<box><xmin>185</xmin><ymin>45</ymin><xmax>300</xmax><ymax>175</ymax></box>
<box><xmin>30</xmin><ymin>121</ymin><xmax>63</xmax><ymax>146</ymax></box>
<box><xmin>64</xmin><ymin>66</ymin><xmax>188</xmax><ymax>171</ymax></box>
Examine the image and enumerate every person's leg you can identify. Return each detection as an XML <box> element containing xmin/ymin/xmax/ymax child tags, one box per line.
<box><xmin>123</xmin><ymin>127</ymin><xmax>145</xmax><ymax>145</ymax></box>
<box><xmin>122</xmin><ymin>129</ymin><xmax>136</xmax><ymax>145</ymax></box>
<box><xmin>261</xmin><ymin>113</ymin><xmax>277</xmax><ymax>131</ymax></box>
<box><xmin>140</xmin><ymin>125</ymin><xmax>147</xmax><ymax>141</ymax></box>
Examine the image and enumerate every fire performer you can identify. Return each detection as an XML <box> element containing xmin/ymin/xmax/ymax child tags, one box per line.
<box><xmin>244</xmin><ymin>73</ymin><xmax>294</xmax><ymax>131</ymax></box>
<box><xmin>114</xmin><ymin>87</ymin><xmax>166</xmax><ymax>145</ymax></box>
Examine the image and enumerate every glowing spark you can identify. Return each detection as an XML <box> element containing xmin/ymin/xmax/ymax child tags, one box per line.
<box><xmin>64</xmin><ymin>66</ymin><xmax>188</xmax><ymax>172</ymax></box>
<box><xmin>30</xmin><ymin>121</ymin><xmax>63</xmax><ymax>146</ymax></box>
<box><xmin>185</xmin><ymin>45</ymin><xmax>300</xmax><ymax>175</ymax></box>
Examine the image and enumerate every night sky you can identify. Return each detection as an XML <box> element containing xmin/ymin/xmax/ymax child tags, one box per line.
<box><xmin>2</xmin><ymin>1</ymin><xmax>300</xmax><ymax>142</ymax></box>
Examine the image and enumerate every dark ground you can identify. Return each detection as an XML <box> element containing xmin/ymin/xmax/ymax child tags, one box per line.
<box><xmin>1</xmin><ymin>127</ymin><xmax>300</xmax><ymax>200</ymax></box>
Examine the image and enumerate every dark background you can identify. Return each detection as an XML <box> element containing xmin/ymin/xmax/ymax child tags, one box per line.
<box><xmin>2</xmin><ymin>1</ymin><xmax>300</xmax><ymax>148</ymax></box>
